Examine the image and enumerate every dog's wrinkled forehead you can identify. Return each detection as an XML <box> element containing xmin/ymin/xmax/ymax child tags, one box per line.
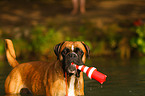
<box><xmin>54</xmin><ymin>41</ymin><xmax>90</xmax><ymax>62</ymax></box>
<box><xmin>60</xmin><ymin>41</ymin><xmax>86</xmax><ymax>53</ymax></box>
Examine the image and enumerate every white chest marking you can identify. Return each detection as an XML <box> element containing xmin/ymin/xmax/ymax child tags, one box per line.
<box><xmin>68</xmin><ymin>75</ymin><xmax>75</xmax><ymax>96</ymax></box>
<box><xmin>71</xmin><ymin>45</ymin><xmax>74</xmax><ymax>51</ymax></box>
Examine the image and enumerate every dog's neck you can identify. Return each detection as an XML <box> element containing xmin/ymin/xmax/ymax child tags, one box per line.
<box><xmin>68</xmin><ymin>75</ymin><xmax>75</xmax><ymax>96</ymax></box>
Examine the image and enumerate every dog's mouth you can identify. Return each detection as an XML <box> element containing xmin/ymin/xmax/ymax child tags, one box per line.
<box><xmin>63</xmin><ymin>60</ymin><xmax>81</xmax><ymax>76</ymax></box>
<box><xmin>67</xmin><ymin>63</ymin><xmax>77</xmax><ymax>74</ymax></box>
<box><xmin>64</xmin><ymin>60</ymin><xmax>83</xmax><ymax>76</ymax></box>
<box><xmin>63</xmin><ymin>59</ymin><xmax>77</xmax><ymax>74</ymax></box>
<box><xmin>62</xmin><ymin>51</ymin><xmax>84</xmax><ymax>76</ymax></box>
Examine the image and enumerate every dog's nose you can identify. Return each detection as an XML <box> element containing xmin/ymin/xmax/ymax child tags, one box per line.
<box><xmin>69</xmin><ymin>52</ymin><xmax>77</xmax><ymax>58</ymax></box>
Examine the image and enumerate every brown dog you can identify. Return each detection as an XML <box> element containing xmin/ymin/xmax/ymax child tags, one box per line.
<box><xmin>5</xmin><ymin>39</ymin><xmax>90</xmax><ymax>96</ymax></box>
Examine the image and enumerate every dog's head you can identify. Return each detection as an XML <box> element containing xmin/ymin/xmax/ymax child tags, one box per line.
<box><xmin>54</xmin><ymin>41</ymin><xmax>90</xmax><ymax>76</ymax></box>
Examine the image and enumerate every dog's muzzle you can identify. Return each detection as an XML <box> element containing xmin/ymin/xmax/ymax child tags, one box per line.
<box><xmin>65</xmin><ymin>52</ymin><xmax>78</xmax><ymax>74</ymax></box>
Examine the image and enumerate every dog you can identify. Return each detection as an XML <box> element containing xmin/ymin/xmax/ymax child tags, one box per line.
<box><xmin>5</xmin><ymin>39</ymin><xmax>90</xmax><ymax>96</ymax></box>
<box><xmin>71</xmin><ymin>0</ymin><xmax>86</xmax><ymax>15</ymax></box>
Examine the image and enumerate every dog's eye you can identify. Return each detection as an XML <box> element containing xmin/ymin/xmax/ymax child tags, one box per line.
<box><xmin>62</xmin><ymin>48</ymin><xmax>70</xmax><ymax>55</ymax></box>
<box><xmin>75</xmin><ymin>48</ymin><xmax>84</xmax><ymax>55</ymax></box>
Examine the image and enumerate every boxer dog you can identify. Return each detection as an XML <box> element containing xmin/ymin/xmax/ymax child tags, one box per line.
<box><xmin>5</xmin><ymin>39</ymin><xmax>90</xmax><ymax>96</ymax></box>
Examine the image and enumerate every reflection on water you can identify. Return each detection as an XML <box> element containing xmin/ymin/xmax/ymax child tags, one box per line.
<box><xmin>1</xmin><ymin>57</ymin><xmax>145</xmax><ymax>96</ymax></box>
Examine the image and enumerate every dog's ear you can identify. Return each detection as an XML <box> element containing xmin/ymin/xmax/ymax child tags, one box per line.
<box><xmin>81</xmin><ymin>42</ymin><xmax>90</xmax><ymax>58</ymax></box>
<box><xmin>54</xmin><ymin>42</ymin><xmax>65</xmax><ymax>60</ymax></box>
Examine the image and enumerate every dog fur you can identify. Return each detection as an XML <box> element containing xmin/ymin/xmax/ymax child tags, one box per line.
<box><xmin>5</xmin><ymin>39</ymin><xmax>90</xmax><ymax>96</ymax></box>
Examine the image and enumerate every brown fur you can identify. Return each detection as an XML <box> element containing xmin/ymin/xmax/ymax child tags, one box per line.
<box><xmin>5</xmin><ymin>39</ymin><xmax>85</xmax><ymax>96</ymax></box>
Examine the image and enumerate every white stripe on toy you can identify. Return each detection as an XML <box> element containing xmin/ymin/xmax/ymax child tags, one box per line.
<box><xmin>83</xmin><ymin>66</ymin><xmax>89</xmax><ymax>73</ymax></box>
<box><xmin>88</xmin><ymin>67</ymin><xmax>96</xmax><ymax>79</ymax></box>
<box><xmin>78</xmin><ymin>65</ymin><xmax>83</xmax><ymax>71</ymax></box>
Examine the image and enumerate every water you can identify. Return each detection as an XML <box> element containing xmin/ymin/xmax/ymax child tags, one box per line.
<box><xmin>85</xmin><ymin>57</ymin><xmax>145</xmax><ymax>96</ymax></box>
<box><xmin>1</xmin><ymin>57</ymin><xmax>145</xmax><ymax>96</ymax></box>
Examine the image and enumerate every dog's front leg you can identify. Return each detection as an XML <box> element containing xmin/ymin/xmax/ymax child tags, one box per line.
<box><xmin>46</xmin><ymin>85</ymin><xmax>66</xmax><ymax>96</ymax></box>
<box><xmin>46</xmin><ymin>79</ymin><xmax>66</xmax><ymax>96</ymax></box>
<box><xmin>75</xmin><ymin>72</ymin><xmax>84</xmax><ymax>96</ymax></box>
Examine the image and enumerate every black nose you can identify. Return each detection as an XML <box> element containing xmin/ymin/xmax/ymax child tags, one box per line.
<box><xmin>68</xmin><ymin>52</ymin><xmax>78</xmax><ymax>58</ymax></box>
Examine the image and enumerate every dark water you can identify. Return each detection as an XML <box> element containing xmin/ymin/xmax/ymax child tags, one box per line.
<box><xmin>1</xmin><ymin>57</ymin><xmax>145</xmax><ymax>96</ymax></box>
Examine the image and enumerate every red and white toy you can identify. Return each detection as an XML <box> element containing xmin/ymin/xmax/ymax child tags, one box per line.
<box><xmin>71</xmin><ymin>63</ymin><xmax>107</xmax><ymax>84</ymax></box>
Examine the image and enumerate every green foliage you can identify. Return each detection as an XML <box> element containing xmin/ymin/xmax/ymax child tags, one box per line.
<box><xmin>2</xmin><ymin>25</ymin><xmax>65</xmax><ymax>59</ymax></box>
<box><xmin>0</xmin><ymin>40</ymin><xmax>4</xmax><ymax>55</ymax></box>
<box><xmin>130</xmin><ymin>25</ymin><xmax>145</xmax><ymax>53</ymax></box>
<box><xmin>2</xmin><ymin>20</ymin><xmax>144</xmax><ymax>60</ymax></box>
<box><xmin>92</xmin><ymin>41</ymin><xmax>106</xmax><ymax>54</ymax></box>
<box><xmin>13</xmin><ymin>38</ymin><xmax>31</xmax><ymax>57</ymax></box>
<box><xmin>106</xmin><ymin>24</ymin><xmax>121</xmax><ymax>49</ymax></box>
<box><xmin>30</xmin><ymin>25</ymin><xmax>64</xmax><ymax>55</ymax></box>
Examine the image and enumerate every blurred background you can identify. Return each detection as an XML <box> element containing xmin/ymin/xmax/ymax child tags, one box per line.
<box><xmin>0</xmin><ymin>0</ymin><xmax>145</xmax><ymax>61</ymax></box>
<box><xmin>1</xmin><ymin>0</ymin><xmax>145</xmax><ymax>96</ymax></box>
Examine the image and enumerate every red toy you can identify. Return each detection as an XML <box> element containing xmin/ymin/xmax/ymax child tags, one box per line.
<box><xmin>71</xmin><ymin>63</ymin><xmax>107</xmax><ymax>84</ymax></box>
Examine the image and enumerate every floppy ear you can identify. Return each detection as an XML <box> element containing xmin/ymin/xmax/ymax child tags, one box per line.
<box><xmin>81</xmin><ymin>42</ymin><xmax>90</xmax><ymax>58</ymax></box>
<box><xmin>54</xmin><ymin>42</ymin><xmax>64</xmax><ymax>60</ymax></box>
